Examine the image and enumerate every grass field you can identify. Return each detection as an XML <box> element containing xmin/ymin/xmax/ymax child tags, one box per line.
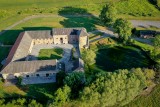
<box><xmin>0</xmin><ymin>79</ymin><xmax>57</xmax><ymax>104</ymax></box>
<box><xmin>38</xmin><ymin>48</ymin><xmax>63</xmax><ymax>60</ymax></box>
<box><xmin>0</xmin><ymin>16</ymin><xmax>100</xmax><ymax>45</ymax></box>
<box><xmin>0</xmin><ymin>0</ymin><xmax>159</xmax><ymax>33</ymax></box>
<box><xmin>93</xmin><ymin>45</ymin><xmax>153</xmax><ymax>71</ymax></box>
<box><xmin>125</xmin><ymin>84</ymin><xmax>160</xmax><ymax>107</ymax></box>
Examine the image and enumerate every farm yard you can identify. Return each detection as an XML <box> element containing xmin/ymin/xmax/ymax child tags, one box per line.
<box><xmin>0</xmin><ymin>0</ymin><xmax>160</xmax><ymax>106</ymax></box>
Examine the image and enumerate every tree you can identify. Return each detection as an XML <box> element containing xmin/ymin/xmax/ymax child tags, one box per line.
<box><xmin>99</xmin><ymin>3</ymin><xmax>117</xmax><ymax>26</ymax></box>
<box><xmin>153</xmin><ymin>34</ymin><xmax>160</xmax><ymax>47</ymax></box>
<box><xmin>56</xmin><ymin>71</ymin><xmax>66</xmax><ymax>87</ymax></box>
<box><xmin>82</xmin><ymin>49</ymin><xmax>96</xmax><ymax>65</ymax></box>
<box><xmin>113</xmin><ymin>18</ymin><xmax>133</xmax><ymax>41</ymax></box>
<box><xmin>152</xmin><ymin>34</ymin><xmax>160</xmax><ymax>63</ymax></box>
<box><xmin>79</xmin><ymin>69</ymin><xmax>147</xmax><ymax>107</ymax></box>
<box><xmin>28</xmin><ymin>100</ymin><xmax>43</xmax><ymax>107</ymax></box>
<box><xmin>64</xmin><ymin>72</ymin><xmax>85</xmax><ymax>98</ymax></box>
<box><xmin>53</xmin><ymin>85</ymin><xmax>71</xmax><ymax>107</ymax></box>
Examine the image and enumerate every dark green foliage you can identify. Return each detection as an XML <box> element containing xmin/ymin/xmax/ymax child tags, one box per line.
<box><xmin>95</xmin><ymin>46</ymin><xmax>152</xmax><ymax>71</ymax></box>
<box><xmin>79</xmin><ymin>68</ymin><xmax>148</xmax><ymax>107</ymax></box>
<box><xmin>113</xmin><ymin>18</ymin><xmax>133</xmax><ymax>41</ymax></box>
<box><xmin>56</xmin><ymin>71</ymin><xmax>66</xmax><ymax>87</ymax></box>
<box><xmin>64</xmin><ymin>72</ymin><xmax>85</xmax><ymax>98</ymax></box>
<box><xmin>99</xmin><ymin>3</ymin><xmax>117</xmax><ymax>26</ymax></box>
<box><xmin>153</xmin><ymin>34</ymin><xmax>160</xmax><ymax>47</ymax></box>
<box><xmin>151</xmin><ymin>34</ymin><xmax>160</xmax><ymax>63</ymax></box>
<box><xmin>17</xmin><ymin>76</ymin><xmax>22</xmax><ymax>86</ymax></box>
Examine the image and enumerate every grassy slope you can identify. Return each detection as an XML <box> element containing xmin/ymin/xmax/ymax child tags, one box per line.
<box><xmin>125</xmin><ymin>84</ymin><xmax>160</xmax><ymax>107</ymax></box>
<box><xmin>0</xmin><ymin>0</ymin><xmax>159</xmax><ymax>33</ymax></box>
<box><xmin>0</xmin><ymin>80</ymin><xmax>57</xmax><ymax>104</ymax></box>
<box><xmin>94</xmin><ymin>45</ymin><xmax>152</xmax><ymax>71</ymax></box>
<box><xmin>38</xmin><ymin>48</ymin><xmax>63</xmax><ymax>60</ymax></box>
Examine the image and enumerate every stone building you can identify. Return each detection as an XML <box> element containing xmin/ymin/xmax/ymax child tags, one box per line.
<box><xmin>0</xmin><ymin>28</ymin><xmax>89</xmax><ymax>84</ymax></box>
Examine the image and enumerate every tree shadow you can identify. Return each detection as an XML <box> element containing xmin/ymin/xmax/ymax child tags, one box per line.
<box><xmin>95</xmin><ymin>46</ymin><xmax>155</xmax><ymax>71</ymax></box>
<box><xmin>19</xmin><ymin>83</ymin><xmax>57</xmax><ymax>104</ymax></box>
<box><xmin>58</xmin><ymin>7</ymin><xmax>101</xmax><ymax>31</ymax></box>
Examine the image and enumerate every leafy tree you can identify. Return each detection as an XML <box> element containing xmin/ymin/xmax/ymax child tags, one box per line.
<box><xmin>152</xmin><ymin>34</ymin><xmax>160</xmax><ymax>63</ymax></box>
<box><xmin>99</xmin><ymin>3</ymin><xmax>117</xmax><ymax>26</ymax></box>
<box><xmin>79</xmin><ymin>69</ymin><xmax>147</xmax><ymax>107</ymax></box>
<box><xmin>82</xmin><ymin>49</ymin><xmax>96</xmax><ymax>65</ymax></box>
<box><xmin>56</xmin><ymin>71</ymin><xmax>66</xmax><ymax>87</ymax></box>
<box><xmin>64</xmin><ymin>72</ymin><xmax>85</xmax><ymax>98</ymax></box>
<box><xmin>113</xmin><ymin>18</ymin><xmax>133</xmax><ymax>41</ymax></box>
<box><xmin>28</xmin><ymin>100</ymin><xmax>43</xmax><ymax>107</ymax></box>
<box><xmin>53</xmin><ymin>85</ymin><xmax>71</xmax><ymax>107</ymax></box>
<box><xmin>0</xmin><ymin>98</ymin><xmax>42</xmax><ymax>107</ymax></box>
<box><xmin>153</xmin><ymin>34</ymin><xmax>160</xmax><ymax>47</ymax></box>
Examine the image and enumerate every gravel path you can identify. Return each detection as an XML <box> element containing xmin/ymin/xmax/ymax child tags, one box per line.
<box><xmin>130</xmin><ymin>20</ymin><xmax>160</xmax><ymax>28</ymax></box>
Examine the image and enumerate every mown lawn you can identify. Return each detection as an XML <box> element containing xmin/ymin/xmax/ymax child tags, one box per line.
<box><xmin>93</xmin><ymin>45</ymin><xmax>153</xmax><ymax>71</ymax></box>
<box><xmin>125</xmin><ymin>84</ymin><xmax>160</xmax><ymax>107</ymax></box>
<box><xmin>38</xmin><ymin>48</ymin><xmax>63</xmax><ymax>60</ymax></box>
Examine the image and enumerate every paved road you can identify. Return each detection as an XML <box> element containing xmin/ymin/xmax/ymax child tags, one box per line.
<box><xmin>89</xmin><ymin>29</ymin><xmax>118</xmax><ymax>43</ymax></box>
<box><xmin>130</xmin><ymin>20</ymin><xmax>160</xmax><ymax>28</ymax></box>
<box><xmin>0</xmin><ymin>14</ymin><xmax>160</xmax><ymax>36</ymax></box>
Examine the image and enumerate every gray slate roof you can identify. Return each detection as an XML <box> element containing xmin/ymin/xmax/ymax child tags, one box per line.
<box><xmin>52</xmin><ymin>28</ymin><xmax>88</xmax><ymax>36</ymax></box>
<box><xmin>27</xmin><ymin>30</ymin><xmax>52</xmax><ymax>39</ymax></box>
<box><xmin>1</xmin><ymin>60</ymin><xmax>57</xmax><ymax>74</ymax></box>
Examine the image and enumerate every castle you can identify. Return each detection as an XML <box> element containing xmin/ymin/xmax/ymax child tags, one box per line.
<box><xmin>1</xmin><ymin>28</ymin><xmax>89</xmax><ymax>84</ymax></box>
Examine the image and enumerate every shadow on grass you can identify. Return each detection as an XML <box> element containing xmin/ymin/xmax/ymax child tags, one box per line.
<box><xmin>58</xmin><ymin>7</ymin><xmax>101</xmax><ymax>31</ymax></box>
<box><xmin>0</xmin><ymin>27</ymin><xmax>52</xmax><ymax>45</ymax></box>
<box><xmin>19</xmin><ymin>83</ymin><xmax>57</xmax><ymax>104</ymax></box>
<box><xmin>95</xmin><ymin>45</ymin><xmax>155</xmax><ymax>71</ymax></box>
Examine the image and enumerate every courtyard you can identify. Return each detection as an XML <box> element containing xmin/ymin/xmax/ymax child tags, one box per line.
<box><xmin>30</xmin><ymin>44</ymin><xmax>77</xmax><ymax>62</ymax></box>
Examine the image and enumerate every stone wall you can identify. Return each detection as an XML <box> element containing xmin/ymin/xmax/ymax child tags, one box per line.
<box><xmin>33</xmin><ymin>38</ymin><xmax>54</xmax><ymax>45</ymax></box>
<box><xmin>53</xmin><ymin>35</ymin><xmax>68</xmax><ymax>44</ymax></box>
<box><xmin>2</xmin><ymin>71</ymin><xmax>58</xmax><ymax>79</ymax></box>
<box><xmin>79</xmin><ymin>36</ymin><xmax>88</xmax><ymax>48</ymax></box>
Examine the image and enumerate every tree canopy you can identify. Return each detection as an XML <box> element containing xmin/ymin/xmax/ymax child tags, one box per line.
<box><xmin>79</xmin><ymin>68</ymin><xmax>148</xmax><ymax>107</ymax></box>
<box><xmin>82</xmin><ymin>49</ymin><xmax>96</xmax><ymax>65</ymax></box>
<box><xmin>99</xmin><ymin>3</ymin><xmax>117</xmax><ymax>26</ymax></box>
<box><xmin>113</xmin><ymin>18</ymin><xmax>133</xmax><ymax>41</ymax></box>
<box><xmin>153</xmin><ymin>34</ymin><xmax>160</xmax><ymax>47</ymax></box>
<box><xmin>64</xmin><ymin>72</ymin><xmax>85</xmax><ymax>98</ymax></box>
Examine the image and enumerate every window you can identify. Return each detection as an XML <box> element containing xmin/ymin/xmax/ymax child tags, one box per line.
<box><xmin>26</xmin><ymin>75</ymin><xmax>29</xmax><ymax>78</ymax></box>
<box><xmin>36</xmin><ymin>74</ymin><xmax>39</xmax><ymax>77</ymax></box>
<box><xmin>46</xmin><ymin>73</ymin><xmax>49</xmax><ymax>77</ymax></box>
